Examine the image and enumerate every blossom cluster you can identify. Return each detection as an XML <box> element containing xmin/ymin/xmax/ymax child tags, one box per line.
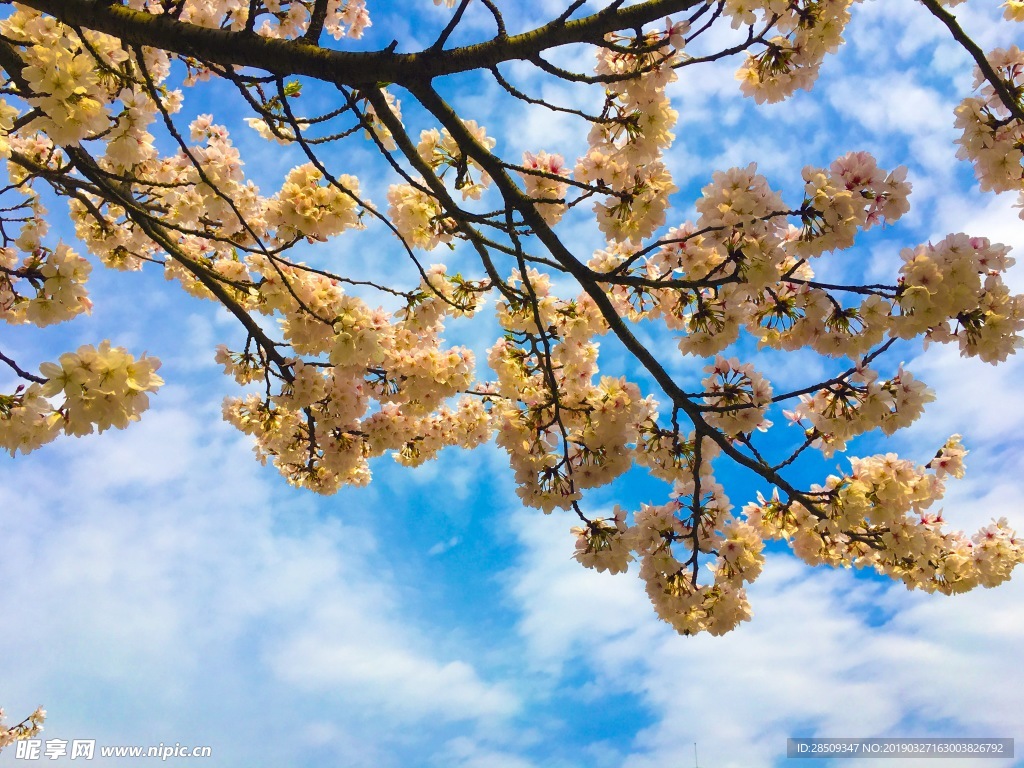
<box><xmin>572</xmin><ymin>475</ymin><xmax>763</xmax><ymax>636</ymax></box>
<box><xmin>571</xmin><ymin>437</ymin><xmax>1023</xmax><ymax>635</ymax></box>
<box><xmin>953</xmin><ymin>46</ymin><xmax>1024</xmax><ymax>219</ymax></box>
<box><xmin>518</xmin><ymin>151</ymin><xmax>570</xmax><ymax>226</ymax></box>
<box><xmin>220</xmin><ymin>263</ymin><xmax>491</xmax><ymax>493</ymax></box>
<box><xmin>265</xmin><ymin>164</ymin><xmax>364</xmax><ymax>243</ymax></box>
<box><xmin>589</xmin><ymin>152</ymin><xmax>912</xmax><ymax>364</ymax></box>
<box><xmin>0</xmin><ymin>343</ymin><xmax>164</xmax><ymax>456</ymax></box>
<box><xmin>784</xmin><ymin>366</ymin><xmax>935</xmax><ymax>457</ymax></box>
<box><xmin>745</xmin><ymin>443</ymin><xmax>1024</xmax><ymax>595</ymax></box>
<box><xmin>416</xmin><ymin>121</ymin><xmax>496</xmax><ymax>200</ymax></box>
<box><xmin>118</xmin><ymin>0</ymin><xmax>371</xmax><ymax>40</ymax></box>
<box><xmin>1</xmin><ymin>243</ymin><xmax>92</xmax><ymax>327</ymax></box>
<box><xmin>702</xmin><ymin>356</ymin><xmax>773</xmax><ymax>438</ymax></box>
<box><xmin>387</xmin><ymin>181</ymin><xmax>457</xmax><ymax>250</ymax></box>
<box><xmin>731</xmin><ymin>0</ymin><xmax>859</xmax><ymax>104</ymax></box>
<box><xmin>0</xmin><ymin>707</ymin><xmax>45</xmax><ymax>751</ymax></box>
<box><xmin>385</xmin><ymin>120</ymin><xmax>498</xmax><ymax>249</ymax></box>
<box><xmin>489</xmin><ymin>269</ymin><xmax>659</xmax><ymax>512</ymax></box>
<box><xmin>794</xmin><ymin>152</ymin><xmax>912</xmax><ymax>257</ymax></box>
<box><xmin>575</xmin><ymin>25</ymin><xmax>682</xmax><ymax>243</ymax></box>
<box><xmin>895</xmin><ymin>233</ymin><xmax>1024</xmax><ymax>363</ymax></box>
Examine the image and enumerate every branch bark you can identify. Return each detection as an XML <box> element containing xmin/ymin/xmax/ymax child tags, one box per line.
<box><xmin>13</xmin><ymin>0</ymin><xmax>701</xmax><ymax>85</ymax></box>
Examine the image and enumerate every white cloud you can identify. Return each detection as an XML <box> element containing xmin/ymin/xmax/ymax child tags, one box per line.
<box><xmin>428</xmin><ymin>535</ymin><xmax>462</xmax><ymax>555</ymax></box>
<box><xmin>826</xmin><ymin>75</ymin><xmax>955</xmax><ymax>172</ymax></box>
<box><xmin>505</xmin><ymin>486</ymin><xmax>1024</xmax><ymax>768</ymax></box>
<box><xmin>508</xmin><ymin>509</ymin><xmax>658</xmax><ymax>674</ymax></box>
<box><xmin>433</xmin><ymin>736</ymin><xmax>538</xmax><ymax>768</ymax></box>
<box><xmin>884</xmin><ymin>339</ymin><xmax>1024</xmax><ymax>536</ymax></box>
<box><xmin>0</xmin><ymin>402</ymin><xmax>519</xmax><ymax>765</ymax></box>
<box><xmin>902</xmin><ymin>343</ymin><xmax>1024</xmax><ymax>450</ymax></box>
<box><xmin>272</xmin><ymin>632</ymin><xmax>517</xmax><ymax>720</ymax></box>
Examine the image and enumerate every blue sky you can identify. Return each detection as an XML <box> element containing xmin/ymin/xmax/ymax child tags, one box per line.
<box><xmin>2</xmin><ymin>1</ymin><xmax>1024</xmax><ymax>767</ymax></box>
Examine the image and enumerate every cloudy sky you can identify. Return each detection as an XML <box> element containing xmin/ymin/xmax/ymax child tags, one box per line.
<box><xmin>1</xmin><ymin>1</ymin><xmax>1023</xmax><ymax>767</ymax></box>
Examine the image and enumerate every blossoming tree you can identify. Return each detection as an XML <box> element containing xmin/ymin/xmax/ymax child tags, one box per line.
<box><xmin>1</xmin><ymin>0</ymin><xmax>1024</xmax><ymax>638</ymax></box>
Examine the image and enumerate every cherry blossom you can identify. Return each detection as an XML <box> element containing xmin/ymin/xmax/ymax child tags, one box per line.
<box><xmin>1</xmin><ymin>0</ymin><xmax>1023</xmax><ymax>637</ymax></box>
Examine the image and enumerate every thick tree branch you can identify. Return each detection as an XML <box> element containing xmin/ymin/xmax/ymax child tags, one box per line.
<box><xmin>15</xmin><ymin>0</ymin><xmax>701</xmax><ymax>85</ymax></box>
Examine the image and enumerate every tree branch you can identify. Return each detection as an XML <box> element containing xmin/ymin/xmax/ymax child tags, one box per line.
<box><xmin>15</xmin><ymin>0</ymin><xmax>702</xmax><ymax>86</ymax></box>
<box><xmin>918</xmin><ymin>0</ymin><xmax>1024</xmax><ymax>124</ymax></box>
<box><xmin>0</xmin><ymin>348</ymin><xmax>47</xmax><ymax>384</ymax></box>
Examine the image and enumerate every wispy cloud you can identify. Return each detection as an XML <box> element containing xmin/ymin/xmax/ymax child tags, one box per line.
<box><xmin>0</xmin><ymin>401</ymin><xmax>519</xmax><ymax>766</ymax></box>
<box><xmin>505</xmin><ymin>512</ymin><xmax>1024</xmax><ymax>768</ymax></box>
